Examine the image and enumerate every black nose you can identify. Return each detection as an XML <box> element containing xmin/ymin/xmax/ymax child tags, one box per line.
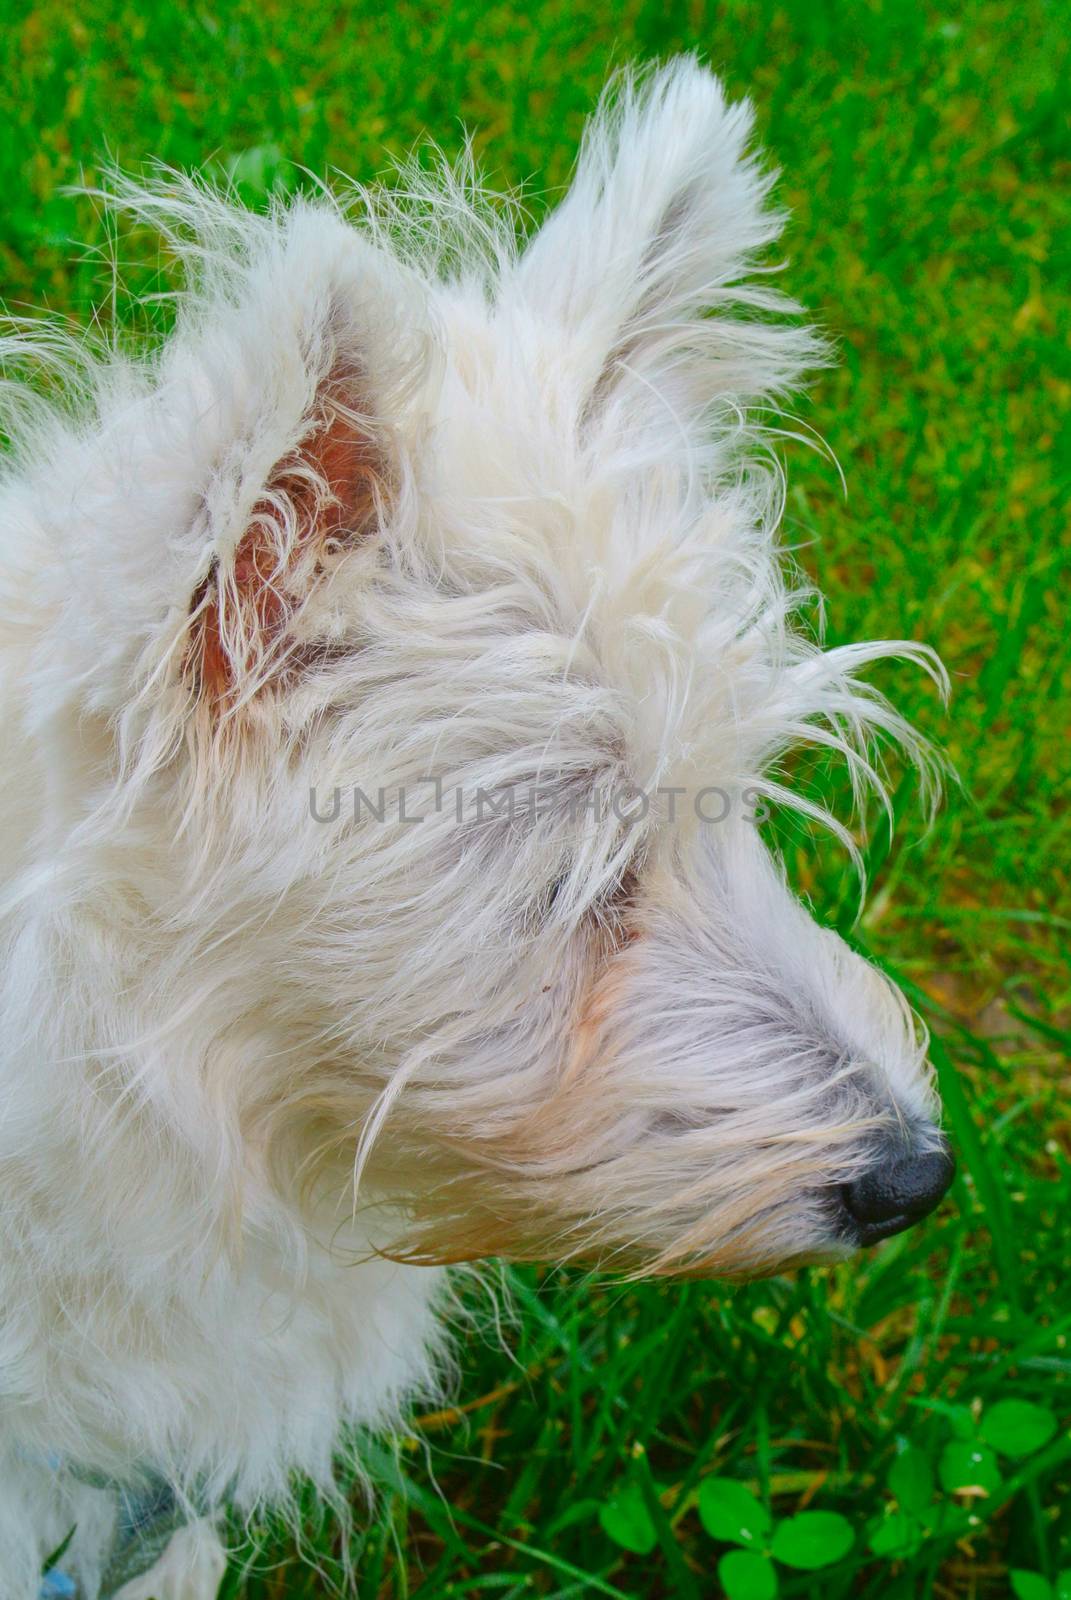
<box><xmin>841</xmin><ymin>1138</ymin><xmax>955</xmax><ymax>1244</ymax></box>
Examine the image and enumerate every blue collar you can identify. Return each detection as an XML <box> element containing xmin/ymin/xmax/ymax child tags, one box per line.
<box><xmin>42</xmin><ymin>1476</ymin><xmax>189</xmax><ymax>1599</ymax></box>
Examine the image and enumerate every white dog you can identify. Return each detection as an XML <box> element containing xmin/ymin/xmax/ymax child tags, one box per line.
<box><xmin>0</xmin><ymin>60</ymin><xmax>953</xmax><ymax>1598</ymax></box>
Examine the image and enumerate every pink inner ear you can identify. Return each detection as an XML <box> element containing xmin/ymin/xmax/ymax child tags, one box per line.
<box><xmin>188</xmin><ymin>361</ymin><xmax>381</xmax><ymax>705</ymax></box>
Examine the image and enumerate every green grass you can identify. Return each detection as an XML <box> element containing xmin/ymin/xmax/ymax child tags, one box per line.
<box><xmin>3</xmin><ymin>0</ymin><xmax>1070</xmax><ymax>1594</ymax></box>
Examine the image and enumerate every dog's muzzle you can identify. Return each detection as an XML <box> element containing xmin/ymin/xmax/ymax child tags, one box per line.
<box><xmin>839</xmin><ymin>1132</ymin><xmax>955</xmax><ymax>1245</ymax></box>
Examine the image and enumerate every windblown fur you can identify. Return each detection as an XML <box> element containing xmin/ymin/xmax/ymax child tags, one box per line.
<box><xmin>0</xmin><ymin>61</ymin><xmax>946</xmax><ymax>1596</ymax></box>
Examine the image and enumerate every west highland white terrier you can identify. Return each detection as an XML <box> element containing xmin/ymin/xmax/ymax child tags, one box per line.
<box><xmin>0</xmin><ymin>59</ymin><xmax>953</xmax><ymax>1598</ymax></box>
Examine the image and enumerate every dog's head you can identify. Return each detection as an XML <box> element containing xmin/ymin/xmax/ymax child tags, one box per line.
<box><xmin>10</xmin><ymin>61</ymin><xmax>952</xmax><ymax>1277</ymax></box>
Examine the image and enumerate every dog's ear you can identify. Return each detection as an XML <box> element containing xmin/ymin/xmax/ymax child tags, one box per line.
<box><xmin>161</xmin><ymin>199</ymin><xmax>428</xmax><ymax>717</ymax></box>
<box><xmin>183</xmin><ymin>340</ymin><xmax>384</xmax><ymax>712</ymax></box>
<box><xmin>16</xmin><ymin>188</ymin><xmax>432</xmax><ymax>758</ymax></box>
<box><xmin>517</xmin><ymin>59</ymin><xmax>817</xmax><ymax>422</ymax></box>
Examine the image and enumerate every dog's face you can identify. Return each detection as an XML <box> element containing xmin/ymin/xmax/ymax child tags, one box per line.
<box><xmin>15</xmin><ymin>63</ymin><xmax>951</xmax><ymax>1280</ymax></box>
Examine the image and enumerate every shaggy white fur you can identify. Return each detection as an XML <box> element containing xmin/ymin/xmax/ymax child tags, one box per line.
<box><xmin>0</xmin><ymin>60</ymin><xmax>949</xmax><ymax>1597</ymax></box>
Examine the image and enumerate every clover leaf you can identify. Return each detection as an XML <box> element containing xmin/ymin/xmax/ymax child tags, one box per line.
<box><xmin>718</xmin><ymin>1548</ymin><xmax>779</xmax><ymax>1600</ymax></box>
<box><xmin>888</xmin><ymin>1444</ymin><xmax>935</xmax><ymax>1517</ymax></box>
<box><xmin>981</xmin><ymin>1400</ymin><xmax>1058</xmax><ymax>1460</ymax></box>
<box><xmin>1010</xmin><ymin>1572</ymin><xmax>1071</xmax><ymax>1600</ymax></box>
<box><xmin>598</xmin><ymin>1481</ymin><xmax>657</xmax><ymax>1555</ymax></box>
<box><xmin>938</xmin><ymin>1439</ymin><xmax>1002</xmax><ymax>1496</ymax></box>
<box><xmin>698</xmin><ymin>1478</ymin><xmax>772</xmax><ymax>1546</ymax></box>
<box><xmin>770</xmin><ymin>1510</ymin><xmax>854</xmax><ymax>1570</ymax></box>
<box><xmin>868</xmin><ymin>1509</ymin><xmax>923</xmax><ymax>1559</ymax></box>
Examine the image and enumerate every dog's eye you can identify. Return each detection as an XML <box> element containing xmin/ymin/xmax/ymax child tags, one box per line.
<box><xmin>544</xmin><ymin>875</ymin><xmax>568</xmax><ymax>916</ymax></box>
<box><xmin>541</xmin><ymin>862</ymin><xmax>638</xmax><ymax>932</ymax></box>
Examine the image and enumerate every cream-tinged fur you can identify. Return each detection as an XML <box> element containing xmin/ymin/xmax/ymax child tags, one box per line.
<box><xmin>0</xmin><ymin>61</ymin><xmax>946</xmax><ymax>1596</ymax></box>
